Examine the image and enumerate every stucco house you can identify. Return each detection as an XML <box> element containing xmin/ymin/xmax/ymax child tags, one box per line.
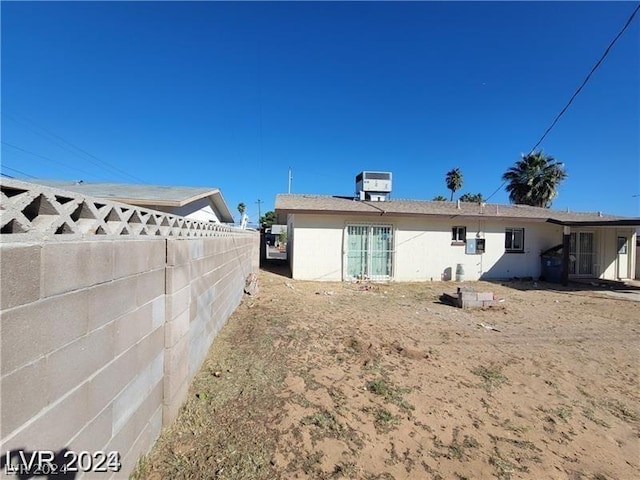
<box><xmin>275</xmin><ymin>173</ymin><xmax>640</xmax><ymax>283</ymax></box>
<box><xmin>32</xmin><ymin>180</ymin><xmax>235</xmax><ymax>224</ymax></box>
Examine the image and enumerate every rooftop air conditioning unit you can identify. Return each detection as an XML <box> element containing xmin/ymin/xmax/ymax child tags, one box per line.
<box><xmin>355</xmin><ymin>171</ymin><xmax>392</xmax><ymax>201</ymax></box>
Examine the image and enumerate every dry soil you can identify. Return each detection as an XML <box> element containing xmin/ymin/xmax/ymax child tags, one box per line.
<box><xmin>133</xmin><ymin>270</ymin><xmax>639</xmax><ymax>480</ymax></box>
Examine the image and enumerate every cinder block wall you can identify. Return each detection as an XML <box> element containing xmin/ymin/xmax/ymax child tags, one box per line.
<box><xmin>0</xmin><ymin>234</ymin><xmax>258</xmax><ymax>478</ymax></box>
<box><xmin>163</xmin><ymin>235</ymin><xmax>258</xmax><ymax>424</ymax></box>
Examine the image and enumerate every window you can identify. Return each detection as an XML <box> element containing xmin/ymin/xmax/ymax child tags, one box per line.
<box><xmin>505</xmin><ymin>228</ymin><xmax>524</xmax><ymax>252</ymax></box>
<box><xmin>451</xmin><ymin>226</ymin><xmax>466</xmax><ymax>244</ymax></box>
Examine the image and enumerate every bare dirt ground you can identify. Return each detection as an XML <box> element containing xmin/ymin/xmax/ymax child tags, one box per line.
<box><xmin>133</xmin><ymin>270</ymin><xmax>639</xmax><ymax>480</ymax></box>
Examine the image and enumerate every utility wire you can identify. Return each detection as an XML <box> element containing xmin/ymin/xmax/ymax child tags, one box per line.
<box><xmin>0</xmin><ymin>164</ymin><xmax>37</xmax><ymax>179</ymax></box>
<box><xmin>529</xmin><ymin>2</ymin><xmax>640</xmax><ymax>154</ymax></box>
<box><xmin>485</xmin><ymin>3</ymin><xmax>640</xmax><ymax>202</ymax></box>
<box><xmin>2</xmin><ymin>109</ymin><xmax>147</xmax><ymax>184</ymax></box>
<box><xmin>2</xmin><ymin>141</ymin><xmax>102</xmax><ymax>180</ymax></box>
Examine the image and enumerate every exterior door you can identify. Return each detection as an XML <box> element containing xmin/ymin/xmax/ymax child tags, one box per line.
<box><xmin>345</xmin><ymin>225</ymin><xmax>393</xmax><ymax>281</ymax></box>
<box><xmin>617</xmin><ymin>236</ymin><xmax>629</xmax><ymax>279</ymax></box>
<box><xmin>569</xmin><ymin>232</ymin><xmax>595</xmax><ymax>276</ymax></box>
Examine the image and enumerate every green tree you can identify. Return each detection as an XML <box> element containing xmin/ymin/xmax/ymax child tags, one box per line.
<box><xmin>459</xmin><ymin>193</ymin><xmax>484</xmax><ymax>203</ymax></box>
<box><xmin>278</xmin><ymin>230</ymin><xmax>287</xmax><ymax>245</ymax></box>
<box><xmin>432</xmin><ymin>195</ymin><xmax>448</xmax><ymax>201</ymax></box>
<box><xmin>502</xmin><ymin>151</ymin><xmax>567</xmax><ymax>207</ymax></box>
<box><xmin>260</xmin><ymin>210</ymin><xmax>277</xmax><ymax>228</ymax></box>
<box><xmin>446</xmin><ymin>168</ymin><xmax>463</xmax><ymax>201</ymax></box>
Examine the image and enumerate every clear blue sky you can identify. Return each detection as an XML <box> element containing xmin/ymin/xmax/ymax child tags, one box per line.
<box><xmin>2</xmin><ymin>1</ymin><xmax>639</xmax><ymax>221</ymax></box>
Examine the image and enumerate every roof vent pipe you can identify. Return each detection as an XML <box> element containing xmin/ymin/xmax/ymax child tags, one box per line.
<box><xmin>598</xmin><ymin>211</ymin><xmax>603</xmax><ymax>217</ymax></box>
<box><xmin>456</xmin><ymin>199</ymin><xmax>461</xmax><ymax>209</ymax></box>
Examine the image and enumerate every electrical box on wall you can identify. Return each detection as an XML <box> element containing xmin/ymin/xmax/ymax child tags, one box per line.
<box><xmin>465</xmin><ymin>238</ymin><xmax>485</xmax><ymax>255</ymax></box>
<box><xmin>465</xmin><ymin>238</ymin><xmax>476</xmax><ymax>254</ymax></box>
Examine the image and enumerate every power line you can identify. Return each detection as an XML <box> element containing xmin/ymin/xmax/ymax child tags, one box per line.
<box><xmin>0</xmin><ymin>164</ymin><xmax>37</xmax><ymax>179</ymax></box>
<box><xmin>485</xmin><ymin>3</ymin><xmax>640</xmax><ymax>202</ymax></box>
<box><xmin>2</xmin><ymin>141</ymin><xmax>102</xmax><ymax>180</ymax></box>
<box><xmin>2</xmin><ymin>109</ymin><xmax>147</xmax><ymax>184</ymax></box>
<box><xmin>529</xmin><ymin>2</ymin><xmax>640</xmax><ymax>154</ymax></box>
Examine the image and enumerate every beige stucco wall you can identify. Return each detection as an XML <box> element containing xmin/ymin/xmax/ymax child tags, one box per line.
<box><xmin>573</xmin><ymin>227</ymin><xmax>636</xmax><ymax>281</ymax></box>
<box><xmin>0</xmin><ymin>234</ymin><xmax>259</xmax><ymax>478</ymax></box>
<box><xmin>394</xmin><ymin>217</ymin><xmax>562</xmax><ymax>281</ymax></box>
<box><xmin>288</xmin><ymin>213</ymin><xmax>568</xmax><ymax>281</ymax></box>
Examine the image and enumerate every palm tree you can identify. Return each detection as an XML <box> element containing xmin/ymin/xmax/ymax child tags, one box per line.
<box><xmin>502</xmin><ymin>151</ymin><xmax>567</xmax><ymax>207</ymax></box>
<box><xmin>237</xmin><ymin>202</ymin><xmax>246</xmax><ymax>224</ymax></box>
<box><xmin>445</xmin><ymin>168</ymin><xmax>463</xmax><ymax>201</ymax></box>
<box><xmin>432</xmin><ymin>195</ymin><xmax>447</xmax><ymax>201</ymax></box>
<box><xmin>459</xmin><ymin>193</ymin><xmax>484</xmax><ymax>203</ymax></box>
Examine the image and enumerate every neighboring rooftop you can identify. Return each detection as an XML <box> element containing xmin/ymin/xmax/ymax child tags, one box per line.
<box><xmin>0</xmin><ymin>177</ymin><xmax>251</xmax><ymax>240</ymax></box>
<box><xmin>275</xmin><ymin>194</ymin><xmax>640</xmax><ymax>226</ymax></box>
<box><xmin>32</xmin><ymin>180</ymin><xmax>234</xmax><ymax>223</ymax></box>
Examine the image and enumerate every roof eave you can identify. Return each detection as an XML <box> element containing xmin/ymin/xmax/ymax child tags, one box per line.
<box><xmin>209</xmin><ymin>190</ymin><xmax>234</xmax><ymax>223</ymax></box>
<box><xmin>275</xmin><ymin>208</ymin><xmax>552</xmax><ymax>222</ymax></box>
<box><xmin>547</xmin><ymin>218</ymin><xmax>640</xmax><ymax>227</ymax></box>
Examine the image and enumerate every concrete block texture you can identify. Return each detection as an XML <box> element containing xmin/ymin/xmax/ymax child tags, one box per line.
<box><xmin>1</xmin><ymin>289</ymin><xmax>90</xmax><ymax>375</ymax></box>
<box><xmin>112</xmin><ymin>239</ymin><xmax>165</xmax><ymax>279</ymax></box>
<box><xmin>166</xmin><ymin>239</ymin><xmax>190</xmax><ymax>267</ymax></box>
<box><xmin>86</xmin><ymin>347</ymin><xmax>138</xmax><ymax>418</ymax></box>
<box><xmin>114</xmin><ymin>405</ymin><xmax>162</xmax><ymax>480</ymax></box>
<box><xmin>106</xmin><ymin>380</ymin><xmax>163</xmax><ymax>465</ymax></box>
<box><xmin>114</xmin><ymin>303</ymin><xmax>153</xmax><ymax>356</ymax></box>
<box><xmin>46</xmin><ymin>322</ymin><xmax>116</xmax><ymax>403</ymax></box>
<box><xmin>162</xmin><ymin>377</ymin><xmax>189</xmax><ymax>426</ymax></box>
<box><xmin>42</xmin><ymin>241</ymin><xmax>114</xmax><ymax>297</ymax></box>
<box><xmin>112</xmin><ymin>352</ymin><xmax>163</xmax><ymax>434</ymax></box>
<box><xmin>0</xmin><ymin>232</ymin><xmax>259</xmax><ymax>478</ymax></box>
<box><xmin>68</xmin><ymin>404</ymin><xmax>114</xmax><ymax>454</ymax></box>
<box><xmin>87</xmin><ymin>274</ymin><xmax>138</xmax><ymax>332</ymax></box>
<box><xmin>136</xmin><ymin>269</ymin><xmax>165</xmax><ymax>307</ymax></box>
<box><xmin>0</xmin><ymin>357</ymin><xmax>49</xmax><ymax>438</ymax></box>
<box><xmin>166</xmin><ymin>284</ymin><xmax>190</xmax><ymax>321</ymax></box>
<box><xmin>1</xmin><ymin>381</ymin><xmax>90</xmax><ymax>453</ymax></box>
<box><xmin>165</xmin><ymin>264</ymin><xmax>190</xmax><ymax>293</ymax></box>
<box><xmin>165</xmin><ymin>309</ymin><xmax>190</xmax><ymax>348</ymax></box>
<box><xmin>0</xmin><ymin>244</ymin><xmax>41</xmax><ymax>310</ymax></box>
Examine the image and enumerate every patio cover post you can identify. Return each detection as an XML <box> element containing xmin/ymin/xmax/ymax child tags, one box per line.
<box><xmin>562</xmin><ymin>225</ymin><xmax>571</xmax><ymax>286</ymax></box>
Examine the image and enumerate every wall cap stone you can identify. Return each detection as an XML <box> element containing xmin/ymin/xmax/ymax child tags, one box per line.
<box><xmin>1</xmin><ymin>178</ymin><xmax>257</xmax><ymax>242</ymax></box>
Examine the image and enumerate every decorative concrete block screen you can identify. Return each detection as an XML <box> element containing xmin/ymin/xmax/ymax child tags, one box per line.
<box><xmin>0</xmin><ymin>179</ymin><xmax>259</xmax><ymax>478</ymax></box>
<box><xmin>1</xmin><ymin>178</ymin><xmax>240</xmax><ymax>239</ymax></box>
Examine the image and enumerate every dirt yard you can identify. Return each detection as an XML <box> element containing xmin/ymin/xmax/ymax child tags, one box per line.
<box><xmin>133</xmin><ymin>270</ymin><xmax>639</xmax><ymax>480</ymax></box>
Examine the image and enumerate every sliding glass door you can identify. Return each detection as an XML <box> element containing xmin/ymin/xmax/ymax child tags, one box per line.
<box><xmin>345</xmin><ymin>225</ymin><xmax>393</xmax><ymax>281</ymax></box>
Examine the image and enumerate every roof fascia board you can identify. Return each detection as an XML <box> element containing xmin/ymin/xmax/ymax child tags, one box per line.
<box><xmin>111</xmin><ymin>189</ymin><xmax>219</xmax><ymax>208</ymax></box>
<box><xmin>209</xmin><ymin>191</ymin><xmax>234</xmax><ymax>223</ymax></box>
<box><xmin>275</xmin><ymin>208</ymin><xmax>551</xmax><ymax>222</ymax></box>
<box><xmin>546</xmin><ymin>218</ymin><xmax>640</xmax><ymax>227</ymax></box>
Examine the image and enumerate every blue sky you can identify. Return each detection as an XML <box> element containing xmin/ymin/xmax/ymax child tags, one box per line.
<box><xmin>2</xmin><ymin>1</ymin><xmax>639</xmax><ymax>221</ymax></box>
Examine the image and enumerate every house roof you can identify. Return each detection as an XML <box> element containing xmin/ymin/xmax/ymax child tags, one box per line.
<box><xmin>33</xmin><ymin>180</ymin><xmax>235</xmax><ymax>223</ymax></box>
<box><xmin>275</xmin><ymin>194</ymin><xmax>640</xmax><ymax>226</ymax></box>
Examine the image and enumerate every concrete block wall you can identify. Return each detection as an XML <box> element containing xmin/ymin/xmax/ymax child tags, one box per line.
<box><xmin>163</xmin><ymin>235</ymin><xmax>258</xmax><ymax>424</ymax></box>
<box><xmin>0</xmin><ymin>233</ymin><xmax>259</xmax><ymax>478</ymax></box>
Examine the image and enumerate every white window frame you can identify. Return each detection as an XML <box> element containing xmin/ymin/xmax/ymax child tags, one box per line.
<box><xmin>505</xmin><ymin>227</ymin><xmax>525</xmax><ymax>253</ymax></box>
<box><xmin>452</xmin><ymin>226</ymin><xmax>466</xmax><ymax>244</ymax></box>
